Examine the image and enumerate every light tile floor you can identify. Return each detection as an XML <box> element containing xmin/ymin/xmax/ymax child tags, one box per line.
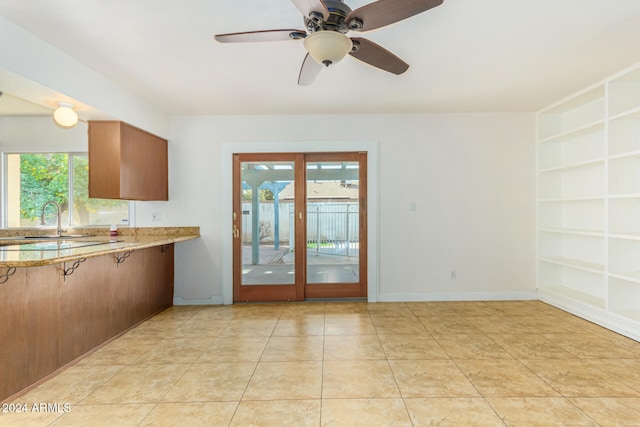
<box><xmin>2</xmin><ymin>300</ymin><xmax>640</xmax><ymax>426</ymax></box>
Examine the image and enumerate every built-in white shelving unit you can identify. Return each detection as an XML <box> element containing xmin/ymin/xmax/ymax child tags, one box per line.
<box><xmin>537</xmin><ymin>63</ymin><xmax>640</xmax><ymax>341</ymax></box>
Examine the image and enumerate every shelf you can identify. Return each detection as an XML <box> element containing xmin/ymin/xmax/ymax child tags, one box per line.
<box><xmin>609</xmin><ymin>149</ymin><xmax>640</xmax><ymax>160</ymax></box>
<box><xmin>609</xmin><ymin>155</ymin><xmax>640</xmax><ymax>195</ymax></box>
<box><xmin>608</xmin><ymin>238</ymin><xmax>640</xmax><ymax>280</ymax></box>
<box><xmin>538</xmin><ymin>158</ymin><xmax>604</xmax><ymax>173</ymax></box>
<box><xmin>609</xmin><ymin>233</ymin><xmax>640</xmax><ymax>241</ymax></box>
<box><xmin>539</xmin><ymin>256</ymin><xmax>604</xmax><ymax>273</ymax></box>
<box><xmin>538</xmin><ymin>62</ymin><xmax>640</xmax><ymax>340</ymax></box>
<box><xmin>538</xmin><ymin>261</ymin><xmax>605</xmax><ymax>308</ymax></box>
<box><xmin>608</xmin><ymin>276</ymin><xmax>640</xmax><ymax>321</ymax></box>
<box><xmin>539</xmin><ymin>232</ymin><xmax>604</xmax><ymax>277</ymax></box>
<box><xmin>610</xmin><ymin>310</ymin><xmax>640</xmax><ymax>323</ymax></box>
<box><xmin>538</xmin><ymin>85</ymin><xmax>605</xmax><ymax>140</ymax></box>
<box><xmin>538</xmin><ymin>199</ymin><xmax>604</xmax><ymax>233</ymax></box>
<box><xmin>609</xmin><ymin>106</ymin><xmax>640</xmax><ymax>122</ymax></box>
<box><xmin>538</xmin><ymin>285</ymin><xmax>605</xmax><ymax>309</ymax></box>
<box><xmin>609</xmin><ymin>198</ymin><xmax>640</xmax><ymax>235</ymax></box>
<box><xmin>539</xmin><ymin>228</ymin><xmax>604</xmax><ymax>237</ymax></box>
<box><xmin>538</xmin><ymin>197</ymin><xmax>604</xmax><ymax>202</ymax></box>
<box><xmin>608</xmin><ymin>193</ymin><xmax>640</xmax><ymax>199</ymax></box>
<box><xmin>608</xmin><ymin>115</ymin><xmax>640</xmax><ymax>157</ymax></box>
<box><xmin>538</xmin><ymin>120</ymin><xmax>605</xmax><ymax>144</ymax></box>
<box><xmin>609</xmin><ymin>67</ymin><xmax>640</xmax><ymax>117</ymax></box>
<box><xmin>538</xmin><ymin>121</ymin><xmax>604</xmax><ymax>171</ymax></box>
<box><xmin>538</xmin><ymin>161</ymin><xmax>604</xmax><ymax>200</ymax></box>
<box><xmin>609</xmin><ymin>272</ymin><xmax>640</xmax><ymax>284</ymax></box>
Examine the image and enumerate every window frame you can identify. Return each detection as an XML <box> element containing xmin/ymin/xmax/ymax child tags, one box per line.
<box><xmin>1</xmin><ymin>151</ymin><xmax>131</xmax><ymax>229</ymax></box>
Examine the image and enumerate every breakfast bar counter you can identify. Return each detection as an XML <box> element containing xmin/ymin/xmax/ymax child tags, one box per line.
<box><xmin>0</xmin><ymin>226</ymin><xmax>199</xmax><ymax>402</ymax></box>
<box><xmin>0</xmin><ymin>227</ymin><xmax>200</xmax><ymax>267</ymax></box>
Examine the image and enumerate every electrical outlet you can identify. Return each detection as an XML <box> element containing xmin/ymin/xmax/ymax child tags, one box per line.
<box><xmin>152</xmin><ymin>212</ymin><xmax>161</xmax><ymax>222</ymax></box>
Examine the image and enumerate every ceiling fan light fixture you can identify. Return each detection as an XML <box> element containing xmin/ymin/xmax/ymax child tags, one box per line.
<box><xmin>53</xmin><ymin>102</ymin><xmax>78</xmax><ymax>129</ymax></box>
<box><xmin>303</xmin><ymin>31</ymin><xmax>352</xmax><ymax>66</ymax></box>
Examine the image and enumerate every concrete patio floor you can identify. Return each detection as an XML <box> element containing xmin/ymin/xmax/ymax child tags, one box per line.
<box><xmin>242</xmin><ymin>246</ymin><xmax>359</xmax><ymax>285</ymax></box>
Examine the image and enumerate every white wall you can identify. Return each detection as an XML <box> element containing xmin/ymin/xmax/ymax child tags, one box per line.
<box><xmin>151</xmin><ymin>113</ymin><xmax>537</xmax><ymax>303</ymax></box>
<box><xmin>0</xmin><ymin>117</ymin><xmax>88</xmax><ymax>152</ymax></box>
<box><xmin>0</xmin><ymin>113</ymin><xmax>536</xmax><ymax>303</ymax></box>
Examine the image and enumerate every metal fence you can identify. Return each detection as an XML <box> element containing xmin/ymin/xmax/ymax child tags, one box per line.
<box><xmin>241</xmin><ymin>201</ymin><xmax>359</xmax><ymax>258</ymax></box>
<box><xmin>295</xmin><ymin>202</ymin><xmax>359</xmax><ymax>258</ymax></box>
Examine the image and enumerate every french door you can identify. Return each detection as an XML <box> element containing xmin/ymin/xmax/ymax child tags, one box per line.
<box><xmin>232</xmin><ymin>152</ymin><xmax>367</xmax><ymax>302</ymax></box>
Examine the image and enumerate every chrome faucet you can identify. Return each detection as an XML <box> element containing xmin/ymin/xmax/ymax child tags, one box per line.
<box><xmin>40</xmin><ymin>201</ymin><xmax>65</xmax><ymax>236</ymax></box>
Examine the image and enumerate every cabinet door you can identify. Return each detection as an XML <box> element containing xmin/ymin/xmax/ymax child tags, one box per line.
<box><xmin>88</xmin><ymin>121</ymin><xmax>123</xmax><ymax>199</ymax></box>
<box><xmin>120</xmin><ymin>123</ymin><xmax>168</xmax><ymax>200</ymax></box>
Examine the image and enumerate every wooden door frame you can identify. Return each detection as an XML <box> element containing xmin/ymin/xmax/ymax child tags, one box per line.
<box><xmin>220</xmin><ymin>141</ymin><xmax>379</xmax><ymax>305</ymax></box>
<box><xmin>303</xmin><ymin>152</ymin><xmax>368</xmax><ymax>299</ymax></box>
<box><xmin>232</xmin><ymin>152</ymin><xmax>367</xmax><ymax>302</ymax></box>
<box><xmin>233</xmin><ymin>153</ymin><xmax>306</xmax><ymax>302</ymax></box>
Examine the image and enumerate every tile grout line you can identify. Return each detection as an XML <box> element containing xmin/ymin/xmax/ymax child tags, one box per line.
<box><xmin>226</xmin><ymin>307</ymin><xmax>283</xmax><ymax>425</ymax></box>
<box><xmin>12</xmin><ymin>302</ymin><xmax>640</xmax><ymax>425</ymax></box>
<box><xmin>319</xmin><ymin>303</ymin><xmax>326</xmax><ymax>427</ymax></box>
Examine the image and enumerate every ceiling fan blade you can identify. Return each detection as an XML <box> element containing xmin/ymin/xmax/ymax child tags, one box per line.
<box><xmin>291</xmin><ymin>0</ymin><xmax>330</xmax><ymax>20</ymax></box>
<box><xmin>349</xmin><ymin>37</ymin><xmax>409</xmax><ymax>75</ymax></box>
<box><xmin>346</xmin><ymin>0</ymin><xmax>443</xmax><ymax>32</ymax></box>
<box><xmin>298</xmin><ymin>53</ymin><xmax>323</xmax><ymax>86</ymax></box>
<box><xmin>214</xmin><ymin>29</ymin><xmax>305</xmax><ymax>43</ymax></box>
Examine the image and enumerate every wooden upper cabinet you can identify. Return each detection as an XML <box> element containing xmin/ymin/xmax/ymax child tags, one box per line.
<box><xmin>88</xmin><ymin>121</ymin><xmax>168</xmax><ymax>201</ymax></box>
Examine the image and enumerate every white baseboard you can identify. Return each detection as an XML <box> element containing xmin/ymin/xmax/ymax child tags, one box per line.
<box><xmin>174</xmin><ymin>292</ymin><xmax>538</xmax><ymax>305</ymax></box>
<box><xmin>377</xmin><ymin>292</ymin><xmax>538</xmax><ymax>302</ymax></box>
<box><xmin>539</xmin><ymin>290</ymin><xmax>640</xmax><ymax>342</ymax></box>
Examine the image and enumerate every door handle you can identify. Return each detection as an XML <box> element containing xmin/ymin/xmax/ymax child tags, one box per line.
<box><xmin>232</xmin><ymin>224</ymin><xmax>239</xmax><ymax>238</ymax></box>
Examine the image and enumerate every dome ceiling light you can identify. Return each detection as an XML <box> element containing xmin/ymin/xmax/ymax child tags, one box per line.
<box><xmin>53</xmin><ymin>102</ymin><xmax>78</xmax><ymax>129</ymax></box>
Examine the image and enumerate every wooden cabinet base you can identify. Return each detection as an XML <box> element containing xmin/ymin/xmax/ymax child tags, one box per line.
<box><xmin>0</xmin><ymin>245</ymin><xmax>174</xmax><ymax>402</ymax></box>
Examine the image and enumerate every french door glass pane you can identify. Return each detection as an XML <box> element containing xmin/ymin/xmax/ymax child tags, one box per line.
<box><xmin>306</xmin><ymin>160</ymin><xmax>360</xmax><ymax>284</ymax></box>
<box><xmin>240</xmin><ymin>161</ymin><xmax>295</xmax><ymax>285</ymax></box>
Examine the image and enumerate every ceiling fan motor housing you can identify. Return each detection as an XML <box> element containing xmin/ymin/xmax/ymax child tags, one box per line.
<box><xmin>305</xmin><ymin>0</ymin><xmax>355</xmax><ymax>34</ymax></box>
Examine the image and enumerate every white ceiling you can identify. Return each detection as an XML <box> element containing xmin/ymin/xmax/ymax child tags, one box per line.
<box><xmin>2</xmin><ymin>0</ymin><xmax>640</xmax><ymax>115</ymax></box>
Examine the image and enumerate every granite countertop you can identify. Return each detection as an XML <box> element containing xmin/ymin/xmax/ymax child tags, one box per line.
<box><xmin>0</xmin><ymin>227</ymin><xmax>199</xmax><ymax>267</ymax></box>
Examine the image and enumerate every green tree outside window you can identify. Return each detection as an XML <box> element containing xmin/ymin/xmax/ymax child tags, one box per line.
<box><xmin>10</xmin><ymin>153</ymin><xmax>128</xmax><ymax>227</ymax></box>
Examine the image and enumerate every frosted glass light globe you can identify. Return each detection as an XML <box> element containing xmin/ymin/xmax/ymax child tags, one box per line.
<box><xmin>303</xmin><ymin>31</ymin><xmax>352</xmax><ymax>66</ymax></box>
<box><xmin>53</xmin><ymin>103</ymin><xmax>78</xmax><ymax>129</ymax></box>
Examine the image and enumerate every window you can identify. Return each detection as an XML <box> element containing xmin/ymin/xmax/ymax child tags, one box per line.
<box><xmin>4</xmin><ymin>152</ymin><xmax>129</xmax><ymax>228</ymax></box>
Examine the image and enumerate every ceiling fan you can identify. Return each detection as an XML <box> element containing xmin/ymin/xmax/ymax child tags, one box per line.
<box><xmin>214</xmin><ymin>0</ymin><xmax>444</xmax><ymax>85</ymax></box>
